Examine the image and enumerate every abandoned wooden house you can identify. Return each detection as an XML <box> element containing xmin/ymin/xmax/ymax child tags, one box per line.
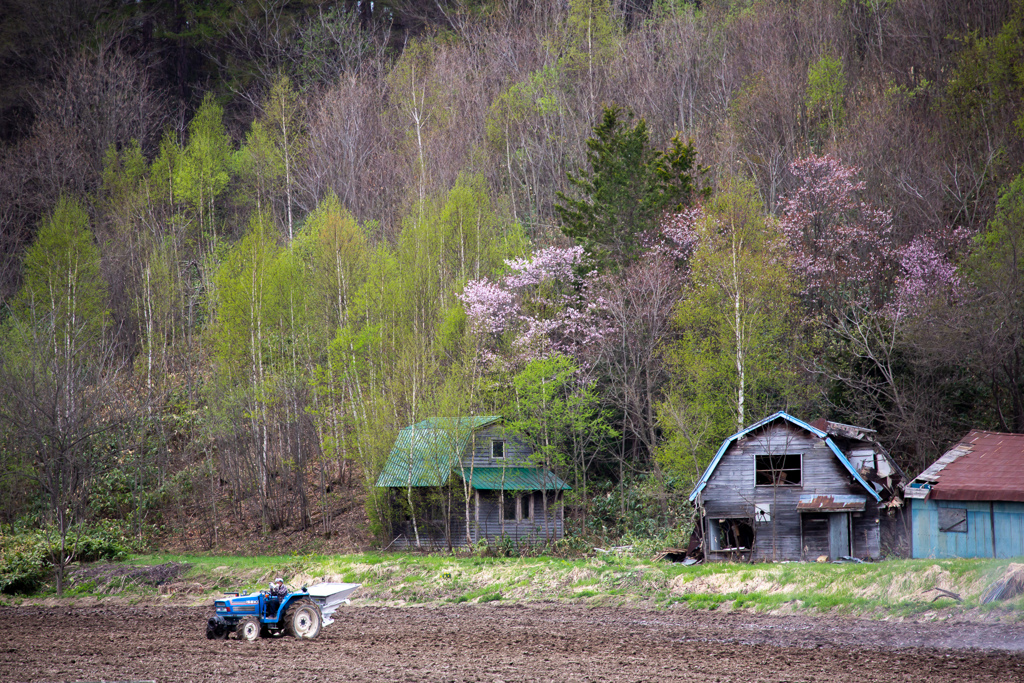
<box><xmin>688</xmin><ymin>412</ymin><xmax>905</xmax><ymax>562</ymax></box>
<box><xmin>905</xmin><ymin>430</ymin><xmax>1024</xmax><ymax>559</ymax></box>
<box><xmin>375</xmin><ymin>416</ymin><xmax>570</xmax><ymax>549</ymax></box>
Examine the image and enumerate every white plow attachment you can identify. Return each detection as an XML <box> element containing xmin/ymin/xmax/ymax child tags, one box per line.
<box><xmin>305</xmin><ymin>582</ymin><xmax>361</xmax><ymax>626</ymax></box>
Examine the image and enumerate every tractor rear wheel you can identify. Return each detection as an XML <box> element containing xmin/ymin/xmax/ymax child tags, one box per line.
<box><xmin>236</xmin><ymin>616</ymin><xmax>261</xmax><ymax>642</ymax></box>
<box><xmin>283</xmin><ymin>599</ymin><xmax>322</xmax><ymax>639</ymax></box>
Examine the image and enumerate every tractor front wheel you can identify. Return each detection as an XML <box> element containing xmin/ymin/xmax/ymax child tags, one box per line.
<box><xmin>236</xmin><ymin>616</ymin><xmax>261</xmax><ymax>642</ymax></box>
<box><xmin>283</xmin><ymin>599</ymin><xmax>322</xmax><ymax>640</ymax></box>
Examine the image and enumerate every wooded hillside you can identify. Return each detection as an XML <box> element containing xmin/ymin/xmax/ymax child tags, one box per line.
<box><xmin>1</xmin><ymin>0</ymin><xmax>1023</xmax><ymax>555</ymax></box>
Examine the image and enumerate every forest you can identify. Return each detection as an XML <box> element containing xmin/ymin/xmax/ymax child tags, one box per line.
<box><xmin>1</xmin><ymin>0</ymin><xmax>1023</xmax><ymax>570</ymax></box>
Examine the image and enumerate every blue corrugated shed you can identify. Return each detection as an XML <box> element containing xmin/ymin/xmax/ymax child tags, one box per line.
<box><xmin>910</xmin><ymin>499</ymin><xmax>1024</xmax><ymax>559</ymax></box>
<box><xmin>907</xmin><ymin>430</ymin><xmax>1024</xmax><ymax>558</ymax></box>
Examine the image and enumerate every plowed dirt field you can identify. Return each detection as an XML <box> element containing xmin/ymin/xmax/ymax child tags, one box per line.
<box><xmin>2</xmin><ymin>603</ymin><xmax>1023</xmax><ymax>682</ymax></box>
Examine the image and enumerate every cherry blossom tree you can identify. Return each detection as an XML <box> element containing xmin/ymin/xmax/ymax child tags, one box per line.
<box><xmin>458</xmin><ymin>246</ymin><xmax>609</xmax><ymax>369</ymax></box>
<box><xmin>779</xmin><ymin>154</ymin><xmax>897</xmax><ymax>310</ymax></box>
<box><xmin>889</xmin><ymin>227</ymin><xmax>973</xmax><ymax>322</ymax></box>
<box><xmin>782</xmin><ymin>153</ymin><xmax>974</xmax><ymax>470</ymax></box>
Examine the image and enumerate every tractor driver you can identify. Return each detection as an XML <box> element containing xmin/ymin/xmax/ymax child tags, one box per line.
<box><xmin>269</xmin><ymin>577</ymin><xmax>289</xmax><ymax>598</ymax></box>
<box><xmin>265</xmin><ymin>577</ymin><xmax>289</xmax><ymax>617</ymax></box>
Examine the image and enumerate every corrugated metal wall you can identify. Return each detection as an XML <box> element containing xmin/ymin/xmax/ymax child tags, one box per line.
<box><xmin>910</xmin><ymin>499</ymin><xmax>1024</xmax><ymax>558</ymax></box>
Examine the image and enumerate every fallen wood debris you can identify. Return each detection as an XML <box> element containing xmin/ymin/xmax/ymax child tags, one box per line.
<box><xmin>594</xmin><ymin>546</ymin><xmax>633</xmax><ymax>554</ymax></box>
<box><xmin>925</xmin><ymin>587</ymin><xmax>962</xmax><ymax>603</ymax></box>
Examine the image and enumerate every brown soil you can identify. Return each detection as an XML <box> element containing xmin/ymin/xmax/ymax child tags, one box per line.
<box><xmin>3</xmin><ymin>603</ymin><xmax>1023</xmax><ymax>682</ymax></box>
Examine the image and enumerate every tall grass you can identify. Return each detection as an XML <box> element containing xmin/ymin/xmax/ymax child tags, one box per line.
<box><xmin>11</xmin><ymin>551</ymin><xmax>1024</xmax><ymax>619</ymax></box>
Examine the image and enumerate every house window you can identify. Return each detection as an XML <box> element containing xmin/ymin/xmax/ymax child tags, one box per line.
<box><xmin>492</xmin><ymin>440</ymin><xmax>505</xmax><ymax>459</ymax></box>
<box><xmin>502</xmin><ymin>493</ymin><xmax>516</xmax><ymax>523</ymax></box>
<box><xmin>520</xmin><ymin>493</ymin><xmax>531</xmax><ymax>520</ymax></box>
<box><xmin>938</xmin><ymin>507</ymin><xmax>968</xmax><ymax>533</ymax></box>
<box><xmin>755</xmin><ymin>453</ymin><xmax>802</xmax><ymax>486</ymax></box>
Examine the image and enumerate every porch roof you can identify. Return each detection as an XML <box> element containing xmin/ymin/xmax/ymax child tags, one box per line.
<box><xmin>457</xmin><ymin>467</ymin><xmax>570</xmax><ymax>491</ymax></box>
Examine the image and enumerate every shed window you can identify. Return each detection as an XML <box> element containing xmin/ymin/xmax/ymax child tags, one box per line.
<box><xmin>502</xmin><ymin>493</ymin><xmax>516</xmax><ymax>522</ymax></box>
<box><xmin>492</xmin><ymin>440</ymin><xmax>505</xmax><ymax>459</ymax></box>
<box><xmin>938</xmin><ymin>507</ymin><xmax>968</xmax><ymax>533</ymax></box>
<box><xmin>710</xmin><ymin>518</ymin><xmax>754</xmax><ymax>550</ymax></box>
<box><xmin>755</xmin><ymin>453</ymin><xmax>802</xmax><ymax>486</ymax></box>
<box><xmin>520</xmin><ymin>494</ymin><xmax>531</xmax><ymax>520</ymax></box>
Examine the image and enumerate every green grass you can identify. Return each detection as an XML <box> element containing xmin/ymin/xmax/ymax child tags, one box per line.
<box><xmin>6</xmin><ymin>551</ymin><xmax>1024</xmax><ymax>620</ymax></box>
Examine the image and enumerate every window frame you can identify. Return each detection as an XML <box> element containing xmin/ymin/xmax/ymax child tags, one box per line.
<box><xmin>937</xmin><ymin>506</ymin><xmax>968</xmax><ymax>534</ymax></box>
<box><xmin>754</xmin><ymin>452</ymin><xmax>803</xmax><ymax>487</ymax></box>
<box><xmin>491</xmin><ymin>439</ymin><xmax>505</xmax><ymax>459</ymax></box>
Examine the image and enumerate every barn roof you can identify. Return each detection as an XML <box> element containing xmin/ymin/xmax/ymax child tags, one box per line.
<box><xmin>688</xmin><ymin>411</ymin><xmax>881</xmax><ymax>503</ymax></box>
<box><xmin>375</xmin><ymin>416</ymin><xmax>501</xmax><ymax>488</ymax></box>
<box><xmin>905</xmin><ymin>430</ymin><xmax>1024</xmax><ymax>502</ymax></box>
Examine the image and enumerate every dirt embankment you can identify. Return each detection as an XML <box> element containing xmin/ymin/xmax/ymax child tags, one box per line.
<box><xmin>3</xmin><ymin>603</ymin><xmax>1023</xmax><ymax>683</ymax></box>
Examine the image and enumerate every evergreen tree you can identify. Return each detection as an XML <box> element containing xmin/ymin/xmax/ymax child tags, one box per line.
<box><xmin>556</xmin><ymin>105</ymin><xmax>704</xmax><ymax>272</ymax></box>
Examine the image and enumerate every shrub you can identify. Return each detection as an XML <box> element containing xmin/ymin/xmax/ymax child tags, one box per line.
<box><xmin>0</xmin><ymin>534</ymin><xmax>48</xmax><ymax>594</ymax></box>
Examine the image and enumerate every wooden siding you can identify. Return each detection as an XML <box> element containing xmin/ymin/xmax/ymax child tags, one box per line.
<box><xmin>461</xmin><ymin>424</ymin><xmax>536</xmax><ymax>468</ymax></box>
<box><xmin>387</xmin><ymin>423</ymin><xmax>565</xmax><ymax>548</ymax></box>
<box><xmin>911</xmin><ymin>499</ymin><xmax>1024</xmax><ymax>559</ymax></box>
<box><xmin>697</xmin><ymin>422</ymin><xmax>881</xmax><ymax>561</ymax></box>
<box><xmin>851</xmin><ymin>502</ymin><xmax>882</xmax><ymax>558</ymax></box>
<box><xmin>389</xmin><ymin>491</ymin><xmax>564</xmax><ymax>548</ymax></box>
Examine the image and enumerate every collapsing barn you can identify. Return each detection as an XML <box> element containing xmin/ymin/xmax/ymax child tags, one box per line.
<box><xmin>906</xmin><ymin>430</ymin><xmax>1024</xmax><ymax>559</ymax></box>
<box><xmin>375</xmin><ymin>416</ymin><xmax>570</xmax><ymax>549</ymax></box>
<box><xmin>689</xmin><ymin>412</ymin><xmax>905</xmax><ymax>562</ymax></box>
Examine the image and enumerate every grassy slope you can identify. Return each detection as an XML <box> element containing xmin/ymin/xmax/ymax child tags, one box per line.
<box><xmin>15</xmin><ymin>553</ymin><xmax>1023</xmax><ymax>621</ymax></box>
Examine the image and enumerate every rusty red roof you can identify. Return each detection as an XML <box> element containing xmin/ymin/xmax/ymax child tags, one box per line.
<box><xmin>923</xmin><ymin>430</ymin><xmax>1024</xmax><ymax>502</ymax></box>
<box><xmin>796</xmin><ymin>494</ymin><xmax>867</xmax><ymax>511</ymax></box>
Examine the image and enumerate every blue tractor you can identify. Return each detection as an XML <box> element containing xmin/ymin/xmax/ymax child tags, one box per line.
<box><xmin>206</xmin><ymin>582</ymin><xmax>360</xmax><ymax>641</ymax></box>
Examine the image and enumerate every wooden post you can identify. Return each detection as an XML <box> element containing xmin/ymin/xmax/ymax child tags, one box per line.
<box><xmin>474</xmin><ymin>489</ymin><xmax>480</xmax><ymax>544</ymax></box>
<box><xmin>991</xmin><ymin>501</ymin><xmax>997</xmax><ymax>558</ymax></box>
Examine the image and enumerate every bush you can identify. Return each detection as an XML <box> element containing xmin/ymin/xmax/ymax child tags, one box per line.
<box><xmin>0</xmin><ymin>533</ymin><xmax>48</xmax><ymax>594</ymax></box>
<box><xmin>581</xmin><ymin>474</ymin><xmax>693</xmax><ymax>542</ymax></box>
<box><xmin>0</xmin><ymin>521</ymin><xmax>145</xmax><ymax>594</ymax></box>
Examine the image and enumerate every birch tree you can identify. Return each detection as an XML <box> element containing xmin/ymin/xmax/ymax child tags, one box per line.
<box><xmin>661</xmin><ymin>179</ymin><xmax>799</xmax><ymax>480</ymax></box>
<box><xmin>0</xmin><ymin>196</ymin><xmax>123</xmax><ymax>595</ymax></box>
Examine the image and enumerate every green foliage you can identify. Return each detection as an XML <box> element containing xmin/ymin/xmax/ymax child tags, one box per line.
<box><xmin>101</xmin><ymin>140</ymin><xmax>149</xmax><ymax>215</ymax></box>
<box><xmin>174</xmin><ymin>94</ymin><xmax>233</xmax><ymax>239</ymax></box>
<box><xmin>211</xmin><ymin>211</ymin><xmax>282</xmax><ymax>375</ymax></box>
<box><xmin>805</xmin><ymin>54</ymin><xmax>846</xmax><ymax>144</ymax></box>
<box><xmin>0</xmin><ymin>522</ymin><xmax>136</xmax><ymax>594</ymax></box>
<box><xmin>556</xmin><ymin>105</ymin><xmax>704</xmax><ymax>272</ymax></box>
<box><xmin>563</xmin><ymin>0</ymin><xmax>618</xmax><ymax>76</ymax></box>
<box><xmin>659</xmin><ymin>178</ymin><xmax>801</xmax><ymax>482</ymax></box>
<box><xmin>13</xmin><ymin>195</ymin><xmax>109</xmax><ymax>348</ymax></box>
<box><xmin>946</xmin><ymin>2</ymin><xmax>1024</xmax><ymax>140</ymax></box>
<box><xmin>583</xmin><ymin>475</ymin><xmax>691</xmax><ymax>541</ymax></box>
<box><xmin>508</xmin><ymin>355</ymin><xmax>605</xmax><ymax>476</ymax></box>
<box><xmin>0</xmin><ymin>531</ymin><xmax>47</xmax><ymax>594</ymax></box>
<box><xmin>960</xmin><ymin>171</ymin><xmax>1024</xmax><ymax>431</ymax></box>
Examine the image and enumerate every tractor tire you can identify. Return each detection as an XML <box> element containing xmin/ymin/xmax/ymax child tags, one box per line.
<box><xmin>283</xmin><ymin>598</ymin><xmax>322</xmax><ymax>640</ymax></box>
<box><xmin>260</xmin><ymin>624</ymin><xmax>284</xmax><ymax>638</ymax></box>
<box><xmin>236</xmin><ymin>616</ymin><xmax>261</xmax><ymax>642</ymax></box>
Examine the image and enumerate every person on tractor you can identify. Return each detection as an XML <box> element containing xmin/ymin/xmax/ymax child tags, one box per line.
<box><xmin>265</xmin><ymin>577</ymin><xmax>289</xmax><ymax>617</ymax></box>
<box><xmin>269</xmin><ymin>577</ymin><xmax>289</xmax><ymax>598</ymax></box>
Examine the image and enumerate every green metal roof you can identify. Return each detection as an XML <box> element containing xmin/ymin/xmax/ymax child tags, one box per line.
<box><xmin>375</xmin><ymin>416</ymin><xmax>501</xmax><ymax>488</ymax></box>
<box><xmin>457</xmin><ymin>467</ymin><xmax>571</xmax><ymax>491</ymax></box>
